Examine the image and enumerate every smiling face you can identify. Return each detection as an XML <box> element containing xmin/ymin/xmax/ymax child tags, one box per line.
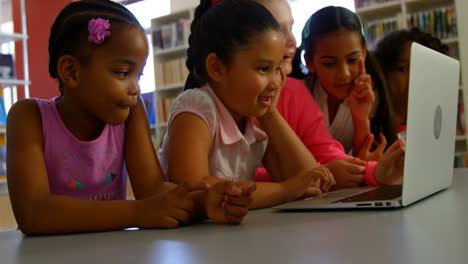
<box><xmin>305</xmin><ymin>28</ymin><xmax>366</xmax><ymax>100</ymax></box>
<box><xmin>213</xmin><ymin>29</ymin><xmax>285</xmax><ymax>123</ymax></box>
<box><xmin>72</xmin><ymin>25</ymin><xmax>148</xmax><ymax>125</ymax></box>
<box><xmin>259</xmin><ymin>0</ymin><xmax>296</xmax><ymax>75</ymax></box>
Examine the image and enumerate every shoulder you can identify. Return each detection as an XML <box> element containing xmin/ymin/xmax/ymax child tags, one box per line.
<box><xmin>7</xmin><ymin>99</ymin><xmax>41</xmax><ymax>124</ymax></box>
<box><xmin>282</xmin><ymin>77</ymin><xmax>313</xmax><ymax>98</ymax></box>
<box><xmin>169</xmin><ymin>87</ymin><xmax>217</xmax><ymax>134</ymax></box>
<box><xmin>7</xmin><ymin>99</ymin><xmax>43</xmax><ymax>141</ymax></box>
<box><xmin>172</xmin><ymin>88</ymin><xmax>217</xmax><ymax>117</ymax></box>
<box><xmin>174</xmin><ymin>88</ymin><xmax>215</xmax><ymax>109</ymax></box>
<box><xmin>279</xmin><ymin>77</ymin><xmax>319</xmax><ymax>107</ymax></box>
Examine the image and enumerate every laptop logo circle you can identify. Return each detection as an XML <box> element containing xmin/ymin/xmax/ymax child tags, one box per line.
<box><xmin>434</xmin><ymin>105</ymin><xmax>442</xmax><ymax>139</ymax></box>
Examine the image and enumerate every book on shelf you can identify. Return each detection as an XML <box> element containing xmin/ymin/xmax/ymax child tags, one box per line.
<box><xmin>0</xmin><ymin>145</ymin><xmax>5</xmax><ymax>177</ymax></box>
<box><xmin>0</xmin><ymin>85</ymin><xmax>6</xmax><ymax>127</ymax></box>
<box><xmin>407</xmin><ymin>6</ymin><xmax>457</xmax><ymax>40</ymax></box>
<box><xmin>156</xmin><ymin>97</ymin><xmax>177</xmax><ymax>123</ymax></box>
<box><xmin>365</xmin><ymin>18</ymin><xmax>398</xmax><ymax>46</ymax></box>
<box><xmin>0</xmin><ymin>54</ymin><xmax>15</xmax><ymax>79</ymax></box>
<box><xmin>0</xmin><ymin>87</ymin><xmax>5</xmax><ymax>177</ymax></box>
<box><xmin>141</xmin><ymin>92</ymin><xmax>155</xmax><ymax>126</ymax></box>
<box><xmin>156</xmin><ymin>57</ymin><xmax>188</xmax><ymax>88</ymax></box>
<box><xmin>454</xmin><ymin>153</ymin><xmax>468</xmax><ymax>168</ymax></box>
<box><xmin>152</xmin><ymin>18</ymin><xmax>191</xmax><ymax>51</ymax></box>
<box><xmin>356</xmin><ymin>0</ymin><xmax>395</xmax><ymax>9</ymax></box>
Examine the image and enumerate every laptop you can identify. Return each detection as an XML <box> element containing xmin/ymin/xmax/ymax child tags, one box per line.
<box><xmin>274</xmin><ymin>42</ymin><xmax>460</xmax><ymax>210</ymax></box>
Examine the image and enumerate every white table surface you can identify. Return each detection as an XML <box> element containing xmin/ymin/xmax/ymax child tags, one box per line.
<box><xmin>1</xmin><ymin>169</ymin><xmax>467</xmax><ymax>264</ymax></box>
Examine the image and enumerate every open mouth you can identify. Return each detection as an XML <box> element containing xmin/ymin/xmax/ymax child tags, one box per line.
<box><xmin>283</xmin><ymin>55</ymin><xmax>293</xmax><ymax>62</ymax></box>
<box><xmin>259</xmin><ymin>96</ymin><xmax>273</xmax><ymax>106</ymax></box>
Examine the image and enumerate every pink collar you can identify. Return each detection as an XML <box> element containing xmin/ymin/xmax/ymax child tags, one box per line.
<box><xmin>202</xmin><ymin>85</ymin><xmax>268</xmax><ymax>145</ymax></box>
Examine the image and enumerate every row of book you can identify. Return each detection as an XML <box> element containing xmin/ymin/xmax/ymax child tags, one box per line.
<box><xmin>366</xmin><ymin>18</ymin><xmax>398</xmax><ymax>47</ymax></box>
<box><xmin>407</xmin><ymin>6</ymin><xmax>457</xmax><ymax>40</ymax></box>
<box><xmin>0</xmin><ymin>54</ymin><xmax>15</xmax><ymax>79</ymax></box>
<box><xmin>156</xmin><ymin>97</ymin><xmax>178</xmax><ymax>124</ymax></box>
<box><xmin>141</xmin><ymin>92</ymin><xmax>155</xmax><ymax>126</ymax></box>
<box><xmin>454</xmin><ymin>153</ymin><xmax>468</xmax><ymax>168</ymax></box>
<box><xmin>365</xmin><ymin>6</ymin><xmax>458</xmax><ymax>48</ymax></box>
<box><xmin>152</xmin><ymin>18</ymin><xmax>191</xmax><ymax>51</ymax></box>
<box><xmin>356</xmin><ymin>0</ymin><xmax>395</xmax><ymax>9</ymax></box>
<box><xmin>155</xmin><ymin>57</ymin><xmax>190</xmax><ymax>88</ymax></box>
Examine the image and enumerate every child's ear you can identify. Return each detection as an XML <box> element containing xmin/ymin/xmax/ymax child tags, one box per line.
<box><xmin>305</xmin><ymin>55</ymin><xmax>315</xmax><ymax>73</ymax></box>
<box><xmin>205</xmin><ymin>53</ymin><xmax>226</xmax><ymax>83</ymax></box>
<box><xmin>57</xmin><ymin>55</ymin><xmax>80</xmax><ymax>88</ymax></box>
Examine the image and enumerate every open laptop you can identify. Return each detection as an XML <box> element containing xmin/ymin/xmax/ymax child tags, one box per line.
<box><xmin>275</xmin><ymin>43</ymin><xmax>460</xmax><ymax>210</ymax></box>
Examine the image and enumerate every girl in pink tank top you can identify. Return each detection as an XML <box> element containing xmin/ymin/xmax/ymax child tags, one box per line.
<box><xmin>7</xmin><ymin>0</ymin><xmax>255</xmax><ymax>236</ymax></box>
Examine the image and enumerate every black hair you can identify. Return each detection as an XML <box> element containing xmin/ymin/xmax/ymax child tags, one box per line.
<box><xmin>184</xmin><ymin>0</ymin><xmax>281</xmax><ymax>90</ymax></box>
<box><xmin>290</xmin><ymin>6</ymin><xmax>366</xmax><ymax>79</ymax></box>
<box><xmin>373</xmin><ymin>27</ymin><xmax>448</xmax><ymax>74</ymax></box>
<box><xmin>48</xmin><ymin>0</ymin><xmax>143</xmax><ymax>93</ymax></box>
<box><xmin>290</xmin><ymin>6</ymin><xmax>397</xmax><ymax>147</ymax></box>
<box><xmin>366</xmin><ymin>52</ymin><xmax>397</xmax><ymax>146</ymax></box>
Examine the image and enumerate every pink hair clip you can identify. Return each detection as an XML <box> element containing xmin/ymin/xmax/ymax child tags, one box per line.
<box><xmin>88</xmin><ymin>18</ymin><xmax>111</xmax><ymax>44</ymax></box>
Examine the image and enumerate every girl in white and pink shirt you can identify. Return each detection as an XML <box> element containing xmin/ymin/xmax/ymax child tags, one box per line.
<box><xmin>159</xmin><ymin>0</ymin><xmax>335</xmax><ymax>209</ymax></box>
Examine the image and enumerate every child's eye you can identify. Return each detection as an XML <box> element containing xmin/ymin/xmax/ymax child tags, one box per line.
<box><xmin>322</xmin><ymin>62</ymin><xmax>335</xmax><ymax>68</ymax></box>
<box><xmin>258</xmin><ymin>66</ymin><xmax>270</xmax><ymax>72</ymax></box>
<box><xmin>395</xmin><ymin>66</ymin><xmax>409</xmax><ymax>73</ymax></box>
<box><xmin>348</xmin><ymin>58</ymin><xmax>358</xmax><ymax>64</ymax></box>
<box><xmin>115</xmin><ymin>71</ymin><xmax>129</xmax><ymax>77</ymax></box>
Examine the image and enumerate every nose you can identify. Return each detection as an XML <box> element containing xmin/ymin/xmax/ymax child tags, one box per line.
<box><xmin>284</xmin><ymin>30</ymin><xmax>296</xmax><ymax>50</ymax></box>
<box><xmin>337</xmin><ymin>62</ymin><xmax>351</xmax><ymax>82</ymax></box>
<box><xmin>269</xmin><ymin>69</ymin><xmax>284</xmax><ymax>91</ymax></box>
<box><xmin>129</xmin><ymin>78</ymin><xmax>140</xmax><ymax>96</ymax></box>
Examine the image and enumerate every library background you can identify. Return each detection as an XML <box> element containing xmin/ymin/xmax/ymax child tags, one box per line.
<box><xmin>0</xmin><ymin>0</ymin><xmax>467</xmax><ymax>228</ymax></box>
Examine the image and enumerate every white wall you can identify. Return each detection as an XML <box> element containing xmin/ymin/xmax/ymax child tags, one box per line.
<box><xmin>170</xmin><ymin>0</ymin><xmax>197</xmax><ymax>13</ymax></box>
<box><xmin>0</xmin><ymin>0</ymin><xmax>12</xmax><ymax>24</ymax></box>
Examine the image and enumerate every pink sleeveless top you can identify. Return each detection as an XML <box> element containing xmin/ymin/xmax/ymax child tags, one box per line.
<box><xmin>35</xmin><ymin>98</ymin><xmax>127</xmax><ymax>200</ymax></box>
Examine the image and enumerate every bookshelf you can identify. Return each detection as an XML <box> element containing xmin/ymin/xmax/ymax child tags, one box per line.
<box><xmin>0</xmin><ymin>0</ymin><xmax>29</xmax><ymax>197</ymax></box>
<box><xmin>0</xmin><ymin>0</ymin><xmax>30</xmax><ymax>98</ymax></box>
<box><xmin>355</xmin><ymin>0</ymin><xmax>468</xmax><ymax>166</ymax></box>
<box><xmin>150</xmin><ymin>8</ymin><xmax>194</xmax><ymax>146</ymax></box>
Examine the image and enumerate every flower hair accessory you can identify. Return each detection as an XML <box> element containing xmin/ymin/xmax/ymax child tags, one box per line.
<box><xmin>211</xmin><ymin>0</ymin><xmax>221</xmax><ymax>5</ymax></box>
<box><xmin>88</xmin><ymin>18</ymin><xmax>111</xmax><ymax>44</ymax></box>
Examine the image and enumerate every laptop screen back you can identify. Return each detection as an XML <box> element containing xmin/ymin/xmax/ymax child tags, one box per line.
<box><xmin>401</xmin><ymin>42</ymin><xmax>460</xmax><ymax>206</ymax></box>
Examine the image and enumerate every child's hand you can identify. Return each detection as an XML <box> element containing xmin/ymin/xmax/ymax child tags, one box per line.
<box><xmin>205</xmin><ymin>181</ymin><xmax>256</xmax><ymax>225</ymax></box>
<box><xmin>375</xmin><ymin>138</ymin><xmax>406</xmax><ymax>185</ymax></box>
<box><xmin>137</xmin><ymin>181</ymin><xmax>208</xmax><ymax>229</ymax></box>
<box><xmin>349</xmin><ymin>59</ymin><xmax>375</xmax><ymax>120</ymax></box>
<box><xmin>270</xmin><ymin>66</ymin><xmax>287</xmax><ymax>110</ymax></box>
<box><xmin>325</xmin><ymin>158</ymin><xmax>366</xmax><ymax>189</ymax></box>
<box><xmin>357</xmin><ymin>133</ymin><xmax>388</xmax><ymax>161</ymax></box>
<box><xmin>282</xmin><ymin>167</ymin><xmax>335</xmax><ymax>202</ymax></box>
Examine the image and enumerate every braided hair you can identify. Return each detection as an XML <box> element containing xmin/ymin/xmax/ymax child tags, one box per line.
<box><xmin>184</xmin><ymin>0</ymin><xmax>281</xmax><ymax>90</ymax></box>
<box><xmin>48</xmin><ymin>0</ymin><xmax>142</xmax><ymax>93</ymax></box>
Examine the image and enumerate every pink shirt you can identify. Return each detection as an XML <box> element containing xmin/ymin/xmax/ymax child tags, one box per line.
<box><xmin>35</xmin><ymin>98</ymin><xmax>127</xmax><ymax>200</ymax></box>
<box><xmin>254</xmin><ymin>78</ymin><xmax>379</xmax><ymax>186</ymax></box>
<box><xmin>159</xmin><ymin>85</ymin><xmax>268</xmax><ymax>181</ymax></box>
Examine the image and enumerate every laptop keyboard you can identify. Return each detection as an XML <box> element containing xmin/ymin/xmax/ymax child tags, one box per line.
<box><xmin>332</xmin><ymin>185</ymin><xmax>402</xmax><ymax>203</ymax></box>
